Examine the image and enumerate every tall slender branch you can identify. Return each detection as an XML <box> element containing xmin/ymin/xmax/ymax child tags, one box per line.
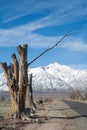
<box><xmin>28</xmin><ymin>27</ymin><xmax>80</xmax><ymax>66</ymax></box>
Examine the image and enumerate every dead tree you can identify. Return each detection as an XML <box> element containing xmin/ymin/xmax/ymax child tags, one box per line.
<box><xmin>0</xmin><ymin>28</ymin><xmax>79</xmax><ymax>120</ymax></box>
<box><xmin>0</xmin><ymin>45</ymin><xmax>31</xmax><ymax>119</ymax></box>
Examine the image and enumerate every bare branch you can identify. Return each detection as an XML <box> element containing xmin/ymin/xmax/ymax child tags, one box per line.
<box><xmin>28</xmin><ymin>27</ymin><xmax>80</xmax><ymax>66</ymax></box>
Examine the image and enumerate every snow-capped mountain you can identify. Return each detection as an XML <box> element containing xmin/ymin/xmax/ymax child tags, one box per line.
<box><xmin>0</xmin><ymin>62</ymin><xmax>87</xmax><ymax>91</ymax></box>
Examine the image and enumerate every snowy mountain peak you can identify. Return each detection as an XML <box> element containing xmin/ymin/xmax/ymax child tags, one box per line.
<box><xmin>29</xmin><ymin>62</ymin><xmax>87</xmax><ymax>91</ymax></box>
<box><xmin>0</xmin><ymin>62</ymin><xmax>87</xmax><ymax>91</ymax></box>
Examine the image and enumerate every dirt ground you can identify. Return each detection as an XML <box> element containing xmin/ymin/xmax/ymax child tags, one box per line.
<box><xmin>0</xmin><ymin>92</ymin><xmax>87</xmax><ymax>130</ymax></box>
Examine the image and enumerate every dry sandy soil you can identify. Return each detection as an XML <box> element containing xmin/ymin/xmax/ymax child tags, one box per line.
<box><xmin>0</xmin><ymin>91</ymin><xmax>87</xmax><ymax>130</ymax></box>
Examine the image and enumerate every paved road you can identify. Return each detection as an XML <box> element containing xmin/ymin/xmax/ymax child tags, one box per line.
<box><xmin>63</xmin><ymin>100</ymin><xmax>87</xmax><ymax>118</ymax></box>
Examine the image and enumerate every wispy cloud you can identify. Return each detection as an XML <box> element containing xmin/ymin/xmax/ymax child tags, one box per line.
<box><xmin>70</xmin><ymin>64</ymin><xmax>87</xmax><ymax>70</ymax></box>
<box><xmin>1</xmin><ymin>0</ymin><xmax>53</xmax><ymax>24</ymax></box>
<box><xmin>1</xmin><ymin>0</ymin><xmax>87</xmax><ymax>25</ymax></box>
<box><xmin>0</xmin><ymin>22</ymin><xmax>87</xmax><ymax>53</ymax></box>
<box><xmin>0</xmin><ymin>23</ymin><xmax>60</xmax><ymax>47</ymax></box>
<box><xmin>0</xmin><ymin>0</ymin><xmax>87</xmax><ymax>50</ymax></box>
<box><xmin>60</xmin><ymin>37</ymin><xmax>87</xmax><ymax>52</ymax></box>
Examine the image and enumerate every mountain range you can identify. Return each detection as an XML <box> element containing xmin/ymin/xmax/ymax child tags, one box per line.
<box><xmin>0</xmin><ymin>62</ymin><xmax>87</xmax><ymax>91</ymax></box>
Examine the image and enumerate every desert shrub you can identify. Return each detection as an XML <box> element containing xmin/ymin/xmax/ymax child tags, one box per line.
<box><xmin>69</xmin><ymin>90</ymin><xmax>83</xmax><ymax>100</ymax></box>
<box><xmin>0</xmin><ymin>96</ymin><xmax>5</xmax><ymax>101</ymax></box>
<box><xmin>83</xmin><ymin>89</ymin><xmax>87</xmax><ymax>100</ymax></box>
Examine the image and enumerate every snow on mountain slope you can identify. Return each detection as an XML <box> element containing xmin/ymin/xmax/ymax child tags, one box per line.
<box><xmin>0</xmin><ymin>62</ymin><xmax>87</xmax><ymax>91</ymax></box>
<box><xmin>0</xmin><ymin>73</ymin><xmax>7</xmax><ymax>91</ymax></box>
<box><xmin>29</xmin><ymin>63</ymin><xmax>87</xmax><ymax>91</ymax></box>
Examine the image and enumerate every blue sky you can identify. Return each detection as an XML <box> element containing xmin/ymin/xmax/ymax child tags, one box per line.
<box><xmin>0</xmin><ymin>0</ymin><xmax>87</xmax><ymax>72</ymax></box>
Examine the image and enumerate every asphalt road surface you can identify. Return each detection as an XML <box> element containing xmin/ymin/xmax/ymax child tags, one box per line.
<box><xmin>63</xmin><ymin>100</ymin><xmax>87</xmax><ymax>118</ymax></box>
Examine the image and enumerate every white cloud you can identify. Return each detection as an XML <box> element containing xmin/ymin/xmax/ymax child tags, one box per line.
<box><xmin>60</xmin><ymin>37</ymin><xmax>87</xmax><ymax>52</ymax></box>
<box><xmin>0</xmin><ymin>24</ymin><xmax>60</xmax><ymax>47</ymax></box>
<box><xmin>0</xmin><ymin>0</ymin><xmax>87</xmax><ymax>50</ymax></box>
<box><xmin>0</xmin><ymin>22</ymin><xmax>87</xmax><ymax>53</ymax></box>
<box><xmin>70</xmin><ymin>64</ymin><xmax>87</xmax><ymax>70</ymax></box>
<box><xmin>1</xmin><ymin>0</ymin><xmax>87</xmax><ymax>25</ymax></box>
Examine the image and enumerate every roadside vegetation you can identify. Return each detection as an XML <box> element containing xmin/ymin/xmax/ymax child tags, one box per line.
<box><xmin>69</xmin><ymin>88</ymin><xmax>87</xmax><ymax>100</ymax></box>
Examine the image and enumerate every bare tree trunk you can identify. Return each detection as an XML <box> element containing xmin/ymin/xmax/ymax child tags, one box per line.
<box><xmin>0</xmin><ymin>63</ymin><xmax>18</xmax><ymax>114</ymax></box>
<box><xmin>26</xmin><ymin>74</ymin><xmax>36</xmax><ymax>113</ymax></box>
<box><xmin>17</xmin><ymin>44</ymin><xmax>28</xmax><ymax>118</ymax></box>
<box><xmin>0</xmin><ymin>28</ymin><xmax>79</xmax><ymax>120</ymax></box>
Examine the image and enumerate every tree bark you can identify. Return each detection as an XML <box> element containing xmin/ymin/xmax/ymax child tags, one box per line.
<box><xmin>11</xmin><ymin>54</ymin><xmax>19</xmax><ymax>92</ymax></box>
<box><xmin>17</xmin><ymin>44</ymin><xmax>28</xmax><ymax>118</ymax></box>
<box><xmin>26</xmin><ymin>74</ymin><xmax>36</xmax><ymax>113</ymax></box>
<box><xmin>0</xmin><ymin>63</ymin><xmax>18</xmax><ymax>114</ymax></box>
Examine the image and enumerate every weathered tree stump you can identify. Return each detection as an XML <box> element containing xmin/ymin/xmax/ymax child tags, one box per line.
<box><xmin>0</xmin><ymin>44</ymin><xmax>35</xmax><ymax>120</ymax></box>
